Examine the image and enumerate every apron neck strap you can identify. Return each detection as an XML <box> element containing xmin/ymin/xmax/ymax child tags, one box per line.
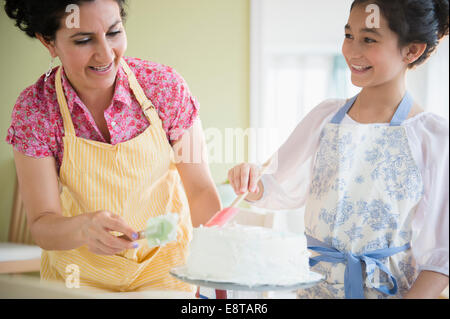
<box><xmin>55</xmin><ymin>66</ymin><xmax>76</xmax><ymax>136</ymax></box>
<box><xmin>390</xmin><ymin>92</ymin><xmax>413</xmax><ymax>126</ymax></box>
<box><xmin>55</xmin><ymin>59</ymin><xmax>162</xmax><ymax>137</ymax></box>
<box><xmin>119</xmin><ymin>59</ymin><xmax>161</xmax><ymax>125</ymax></box>
<box><xmin>330</xmin><ymin>95</ymin><xmax>358</xmax><ymax>125</ymax></box>
<box><xmin>330</xmin><ymin>92</ymin><xmax>414</xmax><ymax>126</ymax></box>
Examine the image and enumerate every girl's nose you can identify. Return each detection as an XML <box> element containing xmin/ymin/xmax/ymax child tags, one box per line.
<box><xmin>348</xmin><ymin>42</ymin><xmax>365</xmax><ymax>59</ymax></box>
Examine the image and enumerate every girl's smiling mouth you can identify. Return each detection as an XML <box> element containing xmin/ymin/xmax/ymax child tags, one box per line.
<box><xmin>350</xmin><ymin>64</ymin><xmax>373</xmax><ymax>74</ymax></box>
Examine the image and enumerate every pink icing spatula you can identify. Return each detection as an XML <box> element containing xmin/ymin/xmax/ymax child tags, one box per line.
<box><xmin>205</xmin><ymin>160</ymin><xmax>271</xmax><ymax>227</ymax></box>
<box><xmin>198</xmin><ymin>160</ymin><xmax>271</xmax><ymax>299</ymax></box>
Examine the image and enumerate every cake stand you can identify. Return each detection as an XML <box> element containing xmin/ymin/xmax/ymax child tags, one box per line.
<box><xmin>170</xmin><ymin>266</ymin><xmax>324</xmax><ymax>292</ymax></box>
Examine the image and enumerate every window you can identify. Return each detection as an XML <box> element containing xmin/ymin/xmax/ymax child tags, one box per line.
<box><xmin>250</xmin><ymin>0</ymin><xmax>356</xmax><ymax>162</ymax></box>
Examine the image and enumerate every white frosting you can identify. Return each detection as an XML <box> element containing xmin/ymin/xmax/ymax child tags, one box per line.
<box><xmin>185</xmin><ymin>224</ymin><xmax>313</xmax><ymax>286</ymax></box>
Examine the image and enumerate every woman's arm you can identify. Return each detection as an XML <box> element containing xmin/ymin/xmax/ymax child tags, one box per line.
<box><xmin>404</xmin><ymin>270</ymin><xmax>449</xmax><ymax>299</ymax></box>
<box><xmin>13</xmin><ymin>150</ymin><xmax>137</xmax><ymax>254</ymax></box>
<box><xmin>13</xmin><ymin>150</ymin><xmax>84</xmax><ymax>250</ymax></box>
<box><xmin>173</xmin><ymin>119</ymin><xmax>222</xmax><ymax>227</ymax></box>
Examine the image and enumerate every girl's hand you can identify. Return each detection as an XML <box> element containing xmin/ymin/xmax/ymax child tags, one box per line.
<box><xmin>228</xmin><ymin>163</ymin><xmax>261</xmax><ymax>195</ymax></box>
<box><xmin>81</xmin><ymin>210</ymin><xmax>139</xmax><ymax>256</ymax></box>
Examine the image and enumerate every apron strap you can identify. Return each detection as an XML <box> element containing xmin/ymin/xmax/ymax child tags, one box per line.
<box><xmin>330</xmin><ymin>92</ymin><xmax>414</xmax><ymax>126</ymax></box>
<box><xmin>330</xmin><ymin>94</ymin><xmax>358</xmax><ymax>124</ymax></box>
<box><xmin>119</xmin><ymin>59</ymin><xmax>161</xmax><ymax>126</ymax></box>
<box><xmin>389</xmin><ymin>92</ymin><xmax>414</xmax><ymax>126</ymax></box>
<box><xmin>55</xmin><ymin>60</ymin><xmax>162</xmax><ymax>136</ymax></box>
<box><xmin>55</xmin><ymin>66</ymin><xmax>76</xmax><ymax>136</ymax></box>
<box><xmin>306</xmin><ymin>235</ymin><xmax>410</xmax><ymax>299</ymax></box>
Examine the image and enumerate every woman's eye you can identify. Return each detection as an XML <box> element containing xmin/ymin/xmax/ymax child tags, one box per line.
<box><xmin>74</xmin><ymin>31</ymin><xmax>121</xmax><ymax>45</ymax></box>
<box><xmin>74</xmin><ymin>38</ymin><xmax>90</xmax><ymax>45</ymax></box>
<box><xmin>107</xmin><ymin>30</ymin><xmax>122</xmax><ymax>37</ymax></box>
<box><xmin>345</xmin><ymin>33</ymin><xmax>353</xmax><ymax>39</ymax></box>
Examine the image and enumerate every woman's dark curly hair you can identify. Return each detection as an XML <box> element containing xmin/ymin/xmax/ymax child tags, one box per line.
<box><xmin>4</xmin><ymin>0</ymin><xmax>127</xmax><ymax>41</ymax></box>
<box><xmin>351</xmin><ymin>0</ymin><xmax>449</xmax><ymax>68</ymax></box>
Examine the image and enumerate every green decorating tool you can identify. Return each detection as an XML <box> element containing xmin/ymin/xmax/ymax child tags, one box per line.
<box><xmin>138</xmin><ymin>213</ymin><xmax>179</xmax><ymax>248</ymax></box>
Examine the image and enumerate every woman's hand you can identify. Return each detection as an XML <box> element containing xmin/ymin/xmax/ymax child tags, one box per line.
<box><xmin>228</xmin><ymin>163</ymin><xmax>264</xmax><ymax>201</ymax></box>
<box><xmin>81</xmin><ymin>210</ymin><xmax>139</xmax><ymax>256</ymax></box>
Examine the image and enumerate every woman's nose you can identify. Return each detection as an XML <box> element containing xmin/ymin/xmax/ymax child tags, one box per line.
<box><xmin>95</xmin><ymin>37</ymin><xmax>115</xmax><ymax>62</ymax></box>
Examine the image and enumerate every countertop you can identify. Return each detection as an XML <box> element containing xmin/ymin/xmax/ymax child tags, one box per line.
<box><xmin>0</xmin><ymin>274</ymin><xmax>195</xmax><ymax>299</ymax></box>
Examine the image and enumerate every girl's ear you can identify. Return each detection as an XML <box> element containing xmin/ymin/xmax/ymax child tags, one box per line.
<box><xmin>36</xmin><ymin>33</ymin><xmax>58</xmax><ymax>58</ymax></box>
<box><xmin>402</xmin><ymin>42</ymin><xmax>427</xmax><ymax>65</ymax></box>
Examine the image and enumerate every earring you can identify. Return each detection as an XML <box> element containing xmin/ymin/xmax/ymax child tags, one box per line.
<box><xmin>44</xmin><ymin>57</ymin><xmax>55</xmax><ymax>82</ymax></box>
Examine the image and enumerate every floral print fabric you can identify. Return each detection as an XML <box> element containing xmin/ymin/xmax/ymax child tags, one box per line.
<box><xmin>5</xmin><ymin>56</ymin><xmax>199</xmax><ymax>174</ymax></box>
<box><xmin>299</xmin><ymin>123</ymin><xmax>424</xmax><ymax>299</ymax></box>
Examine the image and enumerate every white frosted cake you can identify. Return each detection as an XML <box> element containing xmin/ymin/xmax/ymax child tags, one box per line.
<box><xmin>184</xmin><ymin>224</ymin><xmax>313</xmax><ymax>286</ymax></box>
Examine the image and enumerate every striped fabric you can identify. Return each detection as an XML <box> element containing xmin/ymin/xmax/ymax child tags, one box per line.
<box><xmin>40</xmin><ymin>59</ymin><xmax>195</xmax><ymax>293</ymax></box>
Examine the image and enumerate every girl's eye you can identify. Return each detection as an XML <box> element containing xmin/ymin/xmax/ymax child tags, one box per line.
<box><xmin>345</xmin><ymin>33</ymin><xmax>353</xmax><ymax>39</ymax></box>
<box><xmin>364</xmin><ymin>37</ymin><xmax>376</xmax><ymax>43</ymax></box>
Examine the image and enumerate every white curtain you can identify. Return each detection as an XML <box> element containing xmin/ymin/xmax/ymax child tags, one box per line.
<box><xmin>425</xmin><ymin>37</ymin><xmax>449</xmax><ymax>120</ymax></box>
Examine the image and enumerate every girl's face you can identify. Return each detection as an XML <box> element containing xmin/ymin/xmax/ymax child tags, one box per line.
<box><xmin>47</xmin><ymin>0</ymin><xmax>127</xmax><ymax>93</ymax></box>
<box><xmin>342</xmin><ymin>4</ymin><xmax>408</xmax><ymax>88</ymax></box>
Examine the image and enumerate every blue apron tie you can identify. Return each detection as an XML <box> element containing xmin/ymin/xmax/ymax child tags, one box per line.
<box><xmin>330</xmin><ymin>91</ymin><xmax>414</xmax><ymax>126</ymax></box>
<box><xmin>308</xmin><ymin>237</ymin><xmax>410</xmax><ymax>299</ymax></box>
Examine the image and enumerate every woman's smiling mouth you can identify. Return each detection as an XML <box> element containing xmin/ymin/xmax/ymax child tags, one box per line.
<box><xmin>88</xmin><ymin>62</ymin><xmax>113</xmax><ymax>74</ymax></box>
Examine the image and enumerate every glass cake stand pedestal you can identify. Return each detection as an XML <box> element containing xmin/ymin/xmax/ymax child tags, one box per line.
<box><xmin>170</xmin><ymin>266</ymin><xmax>324</xmax><ymax>299</ymax></box>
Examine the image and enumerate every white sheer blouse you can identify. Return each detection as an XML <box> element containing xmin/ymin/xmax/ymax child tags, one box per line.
<box><xmin>252</xmin><ymin>99</ymin><xmax>449</xmax><ymax>276</ymax></box>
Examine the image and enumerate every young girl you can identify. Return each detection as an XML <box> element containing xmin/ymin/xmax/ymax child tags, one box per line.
<box><xmin>229</xmin><ymin>0</ymin><xmax>449</xmax><ymax>299</ymax></box>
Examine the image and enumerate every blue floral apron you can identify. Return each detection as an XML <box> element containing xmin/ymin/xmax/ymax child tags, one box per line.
<box><xmin>298</xmin><ymin>92</ymin><xmax>424</xmax><ymax>299</ymax></box>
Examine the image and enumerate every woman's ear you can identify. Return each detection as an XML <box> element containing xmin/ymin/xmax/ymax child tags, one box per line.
<box><xmin>402</xmin><ymin>42</ymin><xmax>427</xmax><ymax>64</ymax></box>
<box><xmin>35</xmin><ymin>33</ymin><xmax>58</xmax><ymax>58</ymax></box>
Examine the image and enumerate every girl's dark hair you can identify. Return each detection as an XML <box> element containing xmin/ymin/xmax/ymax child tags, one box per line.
<box><xmin>4</xmin><ymin>0</ymin><xmax>127</xmax><ymax>41</ymax></box>
<box><xmin>351</xmin><ymin>0</ymin><xmax>449</xmax><ymax>68</ymax></box>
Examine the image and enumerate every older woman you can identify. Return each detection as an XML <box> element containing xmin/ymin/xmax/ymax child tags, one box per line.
<box><xmin>4</xmin><ymin>0</ymin><xmax>221</xmax><ymax>292</ymax></box>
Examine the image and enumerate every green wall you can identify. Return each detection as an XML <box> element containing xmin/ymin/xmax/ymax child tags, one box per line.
<box><xmin>0</xmin><ymin>0</ymin><xmax>250</xmax><ymax>241</ymax></box>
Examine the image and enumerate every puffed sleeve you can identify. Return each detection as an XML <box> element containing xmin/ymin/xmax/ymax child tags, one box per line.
<box><xmin>5</xmin><ymin>86</ymin><xmax>52</xmax><ymax>158</ymax></box>
<box><xmin>250</xmin><ymin>99</ymin><xmax>344</xmax><ymax>210</ymax></box>
<box><xmin>155</xmin><ymin>66</ymin><xmax>200</xmax><ymax>143</ymax></box>
<box><xmin>408</xmin><ymin>113</ymin><xmax>449</xmax><ymax>276</ymax></box>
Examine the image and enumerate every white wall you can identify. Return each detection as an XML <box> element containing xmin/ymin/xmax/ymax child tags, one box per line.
<box><xmin>262</xmin><ymin>0</ymin><xmax>354</xmax><ymax>53</ymax></box>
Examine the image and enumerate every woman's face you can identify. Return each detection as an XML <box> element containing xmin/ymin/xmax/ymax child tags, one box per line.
<box><xmin>341</xmin><ymin>4</ymin><xmax>408</xmax><ymax>88</ymax></box>
<box><xmin>50</xmin><ymin>0</ymin><xmax>127</xmax><ymax>92</ymax></box>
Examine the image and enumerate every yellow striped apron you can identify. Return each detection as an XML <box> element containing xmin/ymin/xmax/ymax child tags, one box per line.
<box><xmin>40</xmin><ymin>59</ymin><xmax>195</xmax><ymax>293</ymax></box>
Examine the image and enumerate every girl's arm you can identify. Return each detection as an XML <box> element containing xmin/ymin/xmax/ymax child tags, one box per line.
<box><xmin>173</xmin><ymin>119</ymin><xmax>222</xmax><ymax>227</ymax></box>
<box><xmin>404</xmin><ymin>270</ymin><xmax>449</xmax><ymax>299</ymax></box>
<box><xmin>230</xmin><ymin>99</ymin><xmax>342</xmax><ymax>210</ymax></box>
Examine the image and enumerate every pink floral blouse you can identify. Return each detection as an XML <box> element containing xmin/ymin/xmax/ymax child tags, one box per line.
<box><xmin>6</xmin><ymin>56</ymin><xmax>199</xmax><ymax>174</ymax></box>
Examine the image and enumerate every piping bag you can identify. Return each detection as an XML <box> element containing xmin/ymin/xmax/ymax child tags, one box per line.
<box><xmin>120</xmin><ymin>212</ymin><xmax>179</xmax><ymax>248</ymax></box>
<box><xmin>141</xmin><ymin>212</ymin><xmax>179</xmax><ymax>247</ymax></box>
<box><xmin>205</xmin><ymin>160</ymin><xmax>272</xmax><ymax>227</ymax></box>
